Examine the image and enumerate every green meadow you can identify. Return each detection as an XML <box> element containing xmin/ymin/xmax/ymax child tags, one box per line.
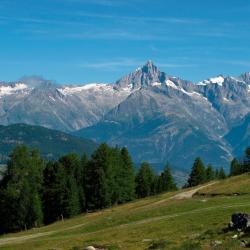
<box><xmin>1</xmin><ymin>174</ymin><xmax>250</xmax><ymax>250</ymax></box>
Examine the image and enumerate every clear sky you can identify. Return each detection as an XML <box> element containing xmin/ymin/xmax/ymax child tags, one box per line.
<box><xmin>1</xmin><ymin>0</ymin><xmax>250</xmax><ymax>84</ymax></box>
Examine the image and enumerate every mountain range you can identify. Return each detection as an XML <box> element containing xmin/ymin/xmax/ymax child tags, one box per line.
<box><xmin>0</xmin><ymin>61</ymin><xmax>249</xmax><ymax>169</ymax></box>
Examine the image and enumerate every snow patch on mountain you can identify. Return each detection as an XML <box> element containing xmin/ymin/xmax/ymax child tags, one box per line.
<box><xmin>58</xmin><ymin>83</ymin><xmax>113</xmax><ymax>95</ymax></box>
<box><xmin>198</xmin><ymin>76</ymin><xmax>225</xmax><ymax>86</ymax></box>
<box><xmin>165</xmin><ymin>79</ymin><xmax>178</xmax><ymax>89</ymax></box>
<box><xmin>0</xmin><ymin>83</ymin><xmax>28</xmax><ymax>97</ymax></box>
<box><xmin>151</xmin><ymin>82</ymin><xmax>162</xmax><ymax>87</ymax></box>
<box><xmin>165</xmin><ymin>79</ymin><xmax>208</xmax><ymax>100</ymax></box>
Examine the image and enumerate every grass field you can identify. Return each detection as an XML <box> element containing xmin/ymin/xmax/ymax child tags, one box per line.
<box><xmin>1</xmin><ymin>175</ymin><xmax>250</xmax><ymax>250</ymax></box>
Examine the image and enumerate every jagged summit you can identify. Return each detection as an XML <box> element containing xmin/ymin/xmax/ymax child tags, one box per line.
<box><xmin>141</xmin><ymin>60</ymin><xmax>158</xmax><ymax>73</ymax></box>
<box><xmin>115</xmin><ymin>60</ymin><xmax>167</xmax><ymax>89</ymax></box>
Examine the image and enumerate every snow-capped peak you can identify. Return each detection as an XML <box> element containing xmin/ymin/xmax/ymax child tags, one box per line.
<box><xmin>198</xmin><ymin>75</ymin><xmax>225</xmax><ymax>86</ymax></box>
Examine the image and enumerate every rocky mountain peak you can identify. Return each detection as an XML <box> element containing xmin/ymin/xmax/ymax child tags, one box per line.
<box><xmin>115</xmin><ymin>60</ymin><xmax>167</xmax><ymax>90</ymax></box>
<box><xmin>141</xmin><ymin>60</ymin><xmax>158</xmax><ymax>74</ymax></box>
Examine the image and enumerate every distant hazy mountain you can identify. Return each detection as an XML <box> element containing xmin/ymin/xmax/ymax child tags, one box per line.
<box><xmin>0</xmin><ymin>124</ymin><xmax>97</xmax><ymax>163</ymax></box>
<box><xmin>225</xmin><ymin>113</ymin><xmax>250</xmax><ymax>157</ymax></box>
<box><xmin>0</xmin><ymin>76</ymin><xmax>131</xmax><ymax>131</ymax></box>
<box><xmin>0</xmin><ymin>61</ymin><xmax>249</xmax><ymax>169</ymax></box>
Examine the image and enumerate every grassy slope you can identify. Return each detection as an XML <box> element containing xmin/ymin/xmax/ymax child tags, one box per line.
<box><xmin>1</xmin><ymin>175</ymin><xmax>250</xmax><ymax>250</ymax></box>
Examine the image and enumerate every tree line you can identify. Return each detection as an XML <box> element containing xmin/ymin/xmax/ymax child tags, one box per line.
<box><xmin>230</xmin><ymin>147</ymin><xmax>250</xmax><ymax>177</ymax></box>
<box><xmin>1</xmin><ymin>144</ymin><xmax>249</xmax><ymax>234</ymax></box>
<box><xmin>185</xmin><ymin>146</ymin><xmax>250</xmax><ymax>188</ymax></box>
<box><xmin>185</xmin><ymin>157</ymin><xmax>226</xmax><ymax>188</ymax></box>
<box><xmin>0</xmin><ymin>144</ymin><xmax>176</xmax><ymax>234</ymax></box>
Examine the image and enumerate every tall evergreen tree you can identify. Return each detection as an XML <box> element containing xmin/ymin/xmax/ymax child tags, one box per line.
<box><xmin>187</xmin><ymin>157</ymin><xmax>206</xmax><ymax>187</ymax></box>
<box><xmin>62</xmin><ymin>174</ymin><xmax>80</xmax><ymax>217</ymax></box>
<box><xmin>59</xmin><ymin>154</ymin><xmax>81</xmax><ymax>216</ymax></box>
<box><xmin>78</xmin><ymin>154</ymin><xmax>88</xmax><ymax>211</ymax></box>
<box><xmin>159</xmin><ymin>164</ymin><xmax>177</xmax><ymax>192</ymax></box>
<box><xmin>0</xmin><ymin>146</ymin><xmax>44</xmax><ymax>233</ymax></box>
<box><xmin>230</xmin><ymin>158</ymin><xmax>241</xmax><ymax>176</ymax></box>
<box><xmin>215</xmin><ymin>169</ymin><xmax>219</xmax><ymax>179</ymax></box>
<box><xmin>85</xmin><ymin>143</ymin><xmax>113</xmax><ymax>210</ymax></box>
<box><xmin>43</xmin><ymin>161</ymin><xmax>66</xmax><ymax>224</ymax></box>
<box><xmin>206</xmin><ymin>164</ymin><xmax>215</xmax><ymax>181</ymax></box>
<box><xmin>218</xmin><ymin>167</ymin><xmax>226</xmax><ymax>179</ymax></box>
<box><xmin>243</xmin><ymin>147</ymin><xmax>250</xmax><ymax>173</ymax></box>
<box><xmin>135</xmin><ymin>162</ymin><xmax>155</xmax><ymax>198</ymax></box>
<box><xmin>117</xmin><ymin>147</ymin><xmax>135</xmax><ymax>203</ymax></box>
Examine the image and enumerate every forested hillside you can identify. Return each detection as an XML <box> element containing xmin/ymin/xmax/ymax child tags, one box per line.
<box><xmin>0</xmin><ymin>124</ymin><xmax>97</xmax><ymax>163</ymax></box>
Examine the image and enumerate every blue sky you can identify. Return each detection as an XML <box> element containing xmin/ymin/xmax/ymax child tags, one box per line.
<box><xmin>1</xmin><ymin>0</ymin><xmax>250</xmax><ymax>84</ymax></box>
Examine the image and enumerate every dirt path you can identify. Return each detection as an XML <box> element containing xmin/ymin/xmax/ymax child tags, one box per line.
<box><xmin>149</xmin><ymin>182</ymin><xmax>217</xmax><ymax>208</ymax></box>
<box><xmin>0</xmin><ymin>223</ymin><xmax>87</xmax><ymax>246</ymax></box>
<box><xmin>170</xmin><ymin>182</ymin><xmax>217</xmax><ymax>199</ymax></box>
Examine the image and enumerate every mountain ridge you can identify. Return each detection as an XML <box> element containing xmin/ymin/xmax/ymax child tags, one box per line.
<box><xmin>0</xmin><ymin>61</ymin><xmax>249</xmax><ymax>169</ymax></box>
<box><xmin>0</xmin><ymin>123</ymin><xmax>97</xmax><ymax>164</ymax></box>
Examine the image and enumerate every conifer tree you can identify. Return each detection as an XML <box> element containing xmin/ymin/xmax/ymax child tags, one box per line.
<box><xmin>117</xmin><ymin>147</ymin><xmax>135</xmax><ymax>203</ymax></box>
<box><xmin>206</xmin><ymin>164</ymin><xmax>215</xmax><ymax>181</ymax></box>
<box><xmin>243</xmin><ymin>147</ymin><xmax>250</xmax><ymax>172</ymax></box>
<box><xmin>135</xmin><ymin>162</ymin><xmax>155</xmax><ymax>198</ymax></box>
<box><xmin>159</xmin><ymin>164</ymin><xmax>177</xmax><ymax>192</ymax></box>
<box><xmin>218</xmin><ymin>167</ymin><xmax>226</xmax><ymax>179</ymax></box>
<box><xmin>230</xmin><ymin>158</ymin><xmax>241</xmax><ymax>176</ymax></box>
<box><xmin>215</xmin><ymin>169</ymin><xmax>219</xmax><ymax>179</ymax></box>
<box><xmin>62</xmin><ymin>174</ymin><xmax>80</xmax><ymax>217</ymax></box>
<box><xmin>187</xmin><ymin>157</ymin><xmax>206</xmax><ymax>187</ymax></box>
<box><xmin>0</xmin><ymin>146</ymin><xmax>44</xmax><ymax>232</ymax></box>
<box><xmin>85</xmin><ymin>143</ymin><xmax>113</xmax><ymax>210</ymax></box>
<box><xmin>42</xmin><ymin>161</ymin><xmax>66</xmax><ymax>224</ymax></box>
<box><xmin>59</xmin><ymin>154</ymin><xmax>81</xmax><ymax>217</ymax></box>
<box><xmin>78</xmin><ymin>154</ymin><xmax>88</xmax><ymax>211</ymax></box>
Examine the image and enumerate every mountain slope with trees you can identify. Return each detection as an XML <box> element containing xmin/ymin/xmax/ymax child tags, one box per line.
<box><xmin>0</xmin><ymin>124</ymin><xmax>97</xmax><ymax>163</ymax></box>
<box><xmin>0</xmin><ymin>144</ymin><xmax>177</xmax><ymax>234</ymax></box>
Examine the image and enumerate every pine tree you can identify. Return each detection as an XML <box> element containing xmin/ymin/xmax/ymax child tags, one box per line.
<box><xmin>206</xmin><ymin>164</ymin><xmax>215</xmax><ymax>181</ymax></box>
<box><xmin>85</xmin><ymin>144</ymin><xmax>113</xmax><ymax>210</ymax></box>
<box><xmin>243</xmin><ymin>147</ymin><xmax>250</xmax><ymax>173</ymax></box>
<box><xmin>218</xmin><ymin>167</ymin><xmax>226</xmax><ymax>179</ymax></box>
<box><xmin>62</xmin><ymin>174</ymin><xmax>80</xmax><ymax>217</ymax></box>
<box><xmin>135</xmin><ymin>162</ymin><xmax>155</xmax><ymax>198</ymax></box>
<box><xmin>159</xmin><ymin>164</ymin><xmax>177</xmax><ymax>192</ymax></box>
<box><xmin>59</xmin><ymin>154</ymin><xmax>81</xmax><ymax>217</ymax></box>
<box><xmin>215</xmin><ymin>169</ymin><xmax>219</xmax><ymax>179</ymax></box>
<box><xmin>0</xmin><ymin>146</ymin><xmax>44</xmax><ymax>232</ymax></box>
<box><xmin>230</xmin><ymin>158</ymin><xmax>241</xmax><ymax>176</ymax></box>
<box><xmin>117</xmin><ymin>147</ymin><xmax>135</xmax><ymax>203</ymax></box>
<box><xmin>43</xmin><ymin>161</ymin><xmax>66</xmax><ymax>224</ymax></box>
<box><xmin>85</xmin><ymin>160</ymin><xmax>107</xmax><ymax>210</ymax></box>
<box><xmin>78</xmin><ymin>154</ymin><xmax>88</xmax><ymax>211</ymax></box>
<box><xmin>187</xmin><ymin>157</ymin><xmax>206</xmax><ymax>187</ymax></box>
